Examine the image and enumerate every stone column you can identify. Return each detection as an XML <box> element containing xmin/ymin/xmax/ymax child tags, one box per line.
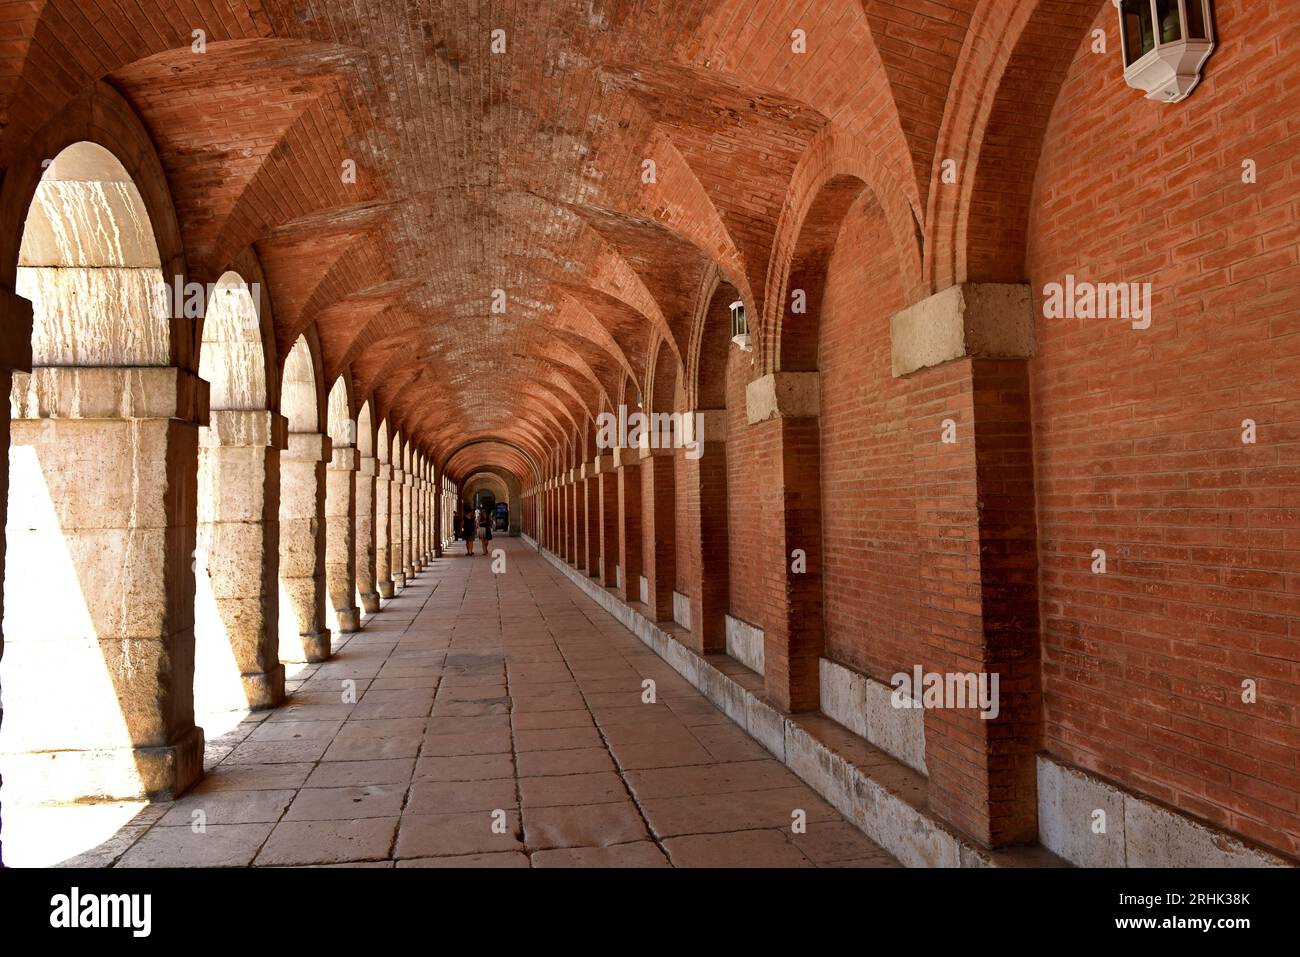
<box><xmin>433</xmin><ymin>477</ymin><xmax>445</xmax><ymax>558</ymax></box>
<box><xmin>680</xmin><ymin>410</ymin><xmax>729</xmax><ymax>654</ymax></box>
<box><xmin>195</xmin><ymin>409</ymin><xmax>287</xmax><ymax>713</ymax></box>
<box><xmin>402</xmin><ymin>467</ymin><xmax>415</xmax><ymax>578</ymax></box>
<box><xmin>891</xmin><ymin>283</ymin><xmax>1041</xmax><ymax>848</ymax></box>
<box><xmin>375</xmin><ymin>460</ymin><xmax>394</xmax><ymax>598</ymax></box>
<box><xmin>3</xmin><ymin>366</ymin><xmax>206</xmax><ymax>801</ymax></box>
<box><xmin>325</xmin><ymin>441</ymin><xmax>360</xmax><ymax>632</ymax></box>
<box><xmin>639</xmin><ymin>446</ymin><xmax>676</xmax><ymax>621</ymax></box>
<box><xmin>389</xmin><ymin>465</ymin><xmax>406</xmax><ymax>589</ymax></box>
<box><xmin>355</xmin><ymin>454</ymin><xmax>380</xmax><ymax>613</ymax></box>
<box><xmin>746</xmin><ymin>371</ymin><xmax>821</xmax><ymax>713</ymax></box>
<box><xmin>278</xmin><ymin>430</ymin><xmax>332</xmax><ymax>662</ymax></box>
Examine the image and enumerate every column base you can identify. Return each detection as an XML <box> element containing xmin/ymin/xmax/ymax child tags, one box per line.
<box><xmin>404</xmin><ymin>564</ymin><xmax>415</xmax><ymax>579</ymax></box>
<box><xmin>377</xmin><ymin>579</ymin><xmax>395</xmax><ymax>599</ymax></box>
<box><xmin>290</xmin><ymin>630</ymin><xmax>332</xmax><ymax>663</ymax></box>
<box><xmin>0</xmin><ymin>725</ymin><xmax>206</xmax><ymax>804</ymax></box>
<box><xmin>335</xmin><ymin>606</ymin><xmax>361</xmax><ymax>633</ymax></box>
<box><xmin>392</xmin><ymin>572</ymin><xmax>406</xmax><ymax>590</ymax></box>
<box><xmin>359</xmin><ymin>590</ymin><xmax>380</xmax><ymax>613</ymax></box>
<box><xmin>243</xmin><ymin>663</ymin><xmax>286</xmax><ymax>710</ymax></box>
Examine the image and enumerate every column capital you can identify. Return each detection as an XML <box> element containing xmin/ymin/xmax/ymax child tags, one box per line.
<box><xmin>377</xmin><ymin>462</ymin><xmax>391</xmax><ymax>480</ymax></box>
<box><xmin>745</xmin><ymin>371</ymin><xmax>818</xmax><ymax>425</ymax></box>
<box><xmin>283</xmin><ymin>431</ymin><xmax>332</xmax><ymax>463</ymax></box>
<box><xmin>328</xmin><ymin>446</ymin><xmax>360</xmax><ymax>471</ymax></box>
<box><xmin>592</xmin><ymin>453</ymin><xmax>615</xmax><ymax>473</ymax></box>
<box><xmin>202</xmin><ymin>409</ymin><xmax>288</xmax><ymax>449</ymax></box>
<box><xmin>890</xmin><ymin>282</ymin><xmax>1033</xmax><ymax>378</ymax></box>
<box><xmin>12</xmin><ymin>366</ymin><xmax>210</xmax><ymax>425</ymax></box>
<box><xmin>612</xmin><ymin>446</ymin><xmax>639</xmax><ymax>468</ymax></box>
<box><xmin>359</xmin><ymin>455</ymin><xmax>378</xmax><ymax>477</ymax></box>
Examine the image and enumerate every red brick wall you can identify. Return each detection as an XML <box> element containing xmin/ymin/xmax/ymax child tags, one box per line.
<box><xmin>1027</xmin><ymin>2</ymin><xmax>1300</xmax><ymax>857</ymax></box>
<box><xmin>675</xmin><ymin>449</ymin><xmax>692</xmax><ymax>598</ymax></box>
<box><xmin>818</xmin><ymin>197</ymin><xmax>920</xmax><ymax>683</ymax></box>
<box><xmin>725</xmin><ymin>344</ymin><xmax>764</xmax><ymax>629</ymax></box>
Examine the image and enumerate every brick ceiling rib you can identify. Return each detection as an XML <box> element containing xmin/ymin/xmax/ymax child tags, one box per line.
<box><xmin>2</xmin><ymin>0</ymin><xmax>936</xmax><ymax>487</ymax></box>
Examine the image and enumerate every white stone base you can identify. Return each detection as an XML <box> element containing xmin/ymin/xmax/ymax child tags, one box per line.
<box><xmin>672</xmin><ymin>591</ymin><xmax>690</xmax><ymax>629</ymax></box>
<box><xmin>725</xmin><ymin>614</ymin><xmax>764</xmax><ymax>674</ymax></box>
<box><xmin>818</xmin><ymin>657</ymin><xmax>926</xmax><ymax>775</ymax></box>
<box><xmin>639</xmin><ymin>575</ymin><xmax>648</xmax><ymax>605</ymax></box>
<box><xmin>1037</xmin><ymin>757</ymin><xmax>1292</xmax><ymax>868</ymax></box>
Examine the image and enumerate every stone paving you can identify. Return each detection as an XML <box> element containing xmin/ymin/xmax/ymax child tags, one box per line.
<box><xmin>12</xmin><ymin>538</ymin><xmax>898</xmax><ymax>868</ymax></box>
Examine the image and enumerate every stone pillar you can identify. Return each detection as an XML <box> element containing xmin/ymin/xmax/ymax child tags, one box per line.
<box><xmin>433</xmin><ymin>477</ymin><xmax>445</xmax><ymax>558</ymax></box>
<box><xmin>355</xmin><ymin>454</ymin><xmax>380</xmax><ymax>613</ymax></box>
<box><xmin>195</xmin><ymin>409</ymin><xmax>288</xmax><ymax>713</ymax></box>
<box><xmin>389</xmin><ymin>465</ymin><xmax>405</xmax><ymax>589</ymax></box>
<box><xmin>746</xmin><ymin>372</ymin><xmax>821</xmax><ymax>713</ymax></box>
<box><xmin>680</xmin><ymin>410</ymin><xmax>729</xmax><ymax>654</ymax></box>
<box><xmin>640</xmin><ymin>446</ymin><xmax>676</xmax><ymax>621</ymax></box>
<box><xmin>405</xmin><ymin>465</ymin><xmax>421</xmax><ymax>574</ymax></box>
<box><xmin>279</xmin><ymin>431</ymin><xmax>332</xmax><ymax>662</ymax></box>
<box><xmin>891</xmin><ymin>283</ymin><xmax>1041</xmax><ymax>848</ymax></box>
<box><xmin>616</xmin><ymin>449</ymin><xmax>643</xmax><ymax>603</ymax></box>
<box><xmin>325</xmin><ymin>441</ymin><xmax>360</xmax><ymax>633</ymax></box>
<box><xmin>3</xmin><ymin>366</ymin><xmax>206</xmax><ymax>801</ymax></box>
<box><xmin>375</xmin><ymin>461</ymin><xmax>394</xmax><ymax>598</ymax></box>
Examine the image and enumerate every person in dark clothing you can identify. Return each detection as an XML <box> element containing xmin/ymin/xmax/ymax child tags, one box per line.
<box><xmin>462</xmin><ymin>506</ymin><xmax>475</xmax><ymax>555</ymax></box>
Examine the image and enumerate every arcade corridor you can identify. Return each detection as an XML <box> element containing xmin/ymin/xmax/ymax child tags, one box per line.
<box><xmin>0</xmin><ymin>0</ymin><xmax>1296</xmax><ymax>884</ymax></box>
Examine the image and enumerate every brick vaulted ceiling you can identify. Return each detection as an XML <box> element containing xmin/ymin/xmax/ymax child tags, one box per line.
<box><xmin>0</xmin><ymin>0</ymin><xmax>1079</xmax><ymax>484</ymax></box>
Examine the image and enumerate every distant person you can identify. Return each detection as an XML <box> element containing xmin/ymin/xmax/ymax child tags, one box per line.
<box><xmin>463</xmin><ymin>506</ymin><xmax>475</xmax><ymax>555</ymax></box>
<box><xmin>475</xmin><ymin>503</ymin><xmax>493</xmax><ymax>554</ymax></box>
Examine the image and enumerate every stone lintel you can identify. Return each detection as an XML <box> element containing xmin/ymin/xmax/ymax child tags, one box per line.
<box><xmin>593</xmin><ymin>454</ymin><xmax>614</xmax><ymax>474</ymax></box>
<box><xmin>745</xmin><ymin>371</ymin><xmax>819</xmax><ymax>425</ymax></box>
<box><xmin>12</xmin><ymin>366</ymin><xmax>210</xmax><ymax>424</ymax></box>
<box><xmin>890</xmin><ymin>283</ymin><xmax>1033</xmax><ymax>378</ymax></box>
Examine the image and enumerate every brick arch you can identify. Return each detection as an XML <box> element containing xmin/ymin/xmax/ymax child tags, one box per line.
<box><xmin>759</xmin><ymin>126</ymin><xmax>924</xmax><ymax>374</ymax></box>
<box><xmin>647</xmin><ymin>336</ymin><xmax>681</xmax><ymax>416</ymax></box>
<box><xmin>925</xmin><ymin>0</ymin><xmax>1107</xmax><ymax>289</ymax></box>
<box><xmin>0</xmin><ymin>81</ymin><xmax>191</xmax><ymax>367</ymax></box>
<box><xmin>199</xmin><ymin>270</ymin><xmax>267</xmax><ymax>411</ymax></box>
<box><xmin>685</xmin><ymin>265</ymin><xmax>743</xmax><ymax>412</ymax></box>
<box><xmin>439</xmin><ymin>437</ymin><xmax>543</xmax><ymax>487</ymax></box>
<box><xmin>280</xmin><ymin>328</ymin><xmax>325</xmax><ymax>433</ymax></box>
